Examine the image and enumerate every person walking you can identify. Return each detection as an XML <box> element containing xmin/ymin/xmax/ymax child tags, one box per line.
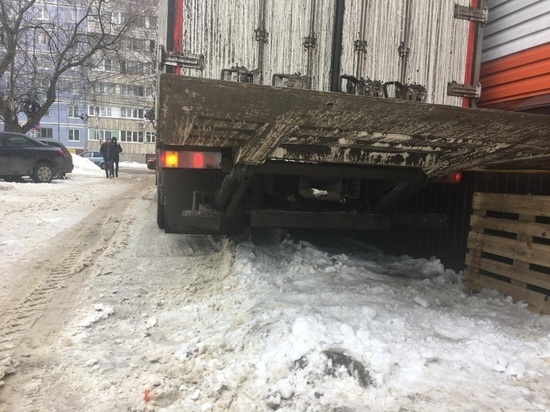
<box><xmin>100</xmin><ymin>138</ymin><xmax>113</xmax><ymax>178</ymax></box>
<box><xmin>111</xmin><ymin>137</ymin><xmax>123</xmax><ymax>177</ymax></box>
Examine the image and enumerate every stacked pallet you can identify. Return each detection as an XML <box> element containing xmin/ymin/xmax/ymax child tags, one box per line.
<box><xmin>465</xmin><ymin>192</ymin><xmax>550</xmax><ymax>314</ymax></box>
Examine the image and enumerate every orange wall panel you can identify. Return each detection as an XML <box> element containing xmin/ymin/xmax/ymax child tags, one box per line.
<box><xmin>479</xmin><ymin>43</ymin><xmax>550</xmax><ymax>109</ymax></box>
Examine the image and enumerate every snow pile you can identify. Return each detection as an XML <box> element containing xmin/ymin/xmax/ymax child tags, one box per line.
<box><xmin>0</xmin><ymin>159</ymin><xmax>548</xmax><ymax>411</ymax></box>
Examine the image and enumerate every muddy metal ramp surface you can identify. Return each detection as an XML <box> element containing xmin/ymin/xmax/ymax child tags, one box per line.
<box><xmin>157</xmin><ymin>75</ymin><xmax>550</xmax><ymax>179</ymax></box>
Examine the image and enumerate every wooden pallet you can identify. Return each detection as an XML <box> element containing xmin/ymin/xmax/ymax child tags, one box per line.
<box><xmin>464</xmin><ymin>192</ymin><xmax>550</xmax><ymax>314</ymax></box>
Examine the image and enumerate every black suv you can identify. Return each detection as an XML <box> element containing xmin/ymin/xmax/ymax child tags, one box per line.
<box><xmin>38</xmin><ymin>139</ymin><xmax>74</xmax><ymax>178</ymax></box>
<box><xmin>0</xmin><ymin>132</ymin><xmax>67</xmax><ymax>183</ymax></box>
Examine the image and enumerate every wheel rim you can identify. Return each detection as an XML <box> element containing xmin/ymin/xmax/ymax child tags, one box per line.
<box><xmin>37</xmin><ymin>166</ymin><xmax>52</xmax><ymax>182</ymax></box>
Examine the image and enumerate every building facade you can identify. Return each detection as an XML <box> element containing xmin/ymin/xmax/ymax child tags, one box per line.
<box><xmin>5</xmin><ymin>0</ymin><xmax>158</xmax><ymax>161</ymax></box>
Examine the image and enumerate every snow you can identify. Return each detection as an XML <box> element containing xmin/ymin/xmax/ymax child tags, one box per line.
<box><xmin>0</xmin><ymin>155</ymin><xmax>549</xmax><ymax>411</ymax></box>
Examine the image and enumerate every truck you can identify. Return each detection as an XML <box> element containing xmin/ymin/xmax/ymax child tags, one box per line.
<box><xmin>154</xmin><ymin>0</ymin><xmax>550</xmax><ymax>237</ymax></box>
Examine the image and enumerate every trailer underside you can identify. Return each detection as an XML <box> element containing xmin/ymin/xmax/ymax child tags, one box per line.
<box><xmin>156</xmin><ymin>75</ymin><xmax>550</xmax><ymax>234</ymax></box>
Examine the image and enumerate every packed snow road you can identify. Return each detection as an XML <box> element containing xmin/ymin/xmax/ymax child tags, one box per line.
<box><xmin>0</xmin><ymin>159</ymin><xmax>549</xmax><ymax>412</ymax></box>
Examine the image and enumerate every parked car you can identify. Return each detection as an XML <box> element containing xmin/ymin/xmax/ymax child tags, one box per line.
<box><xmin>79</xmin><ymin>151</ymin><xmax>105</xmax><ymax>169</ymax></box>
<box><xmin>38</xmin><ymin>139</ymin><xmax>74</xmax><ymax>178</ymax></box>
<box><xmin>146</xmin><ymin>155</ymin><xmax>156</xmax><ymax>170</ymax></box>
<box><xmin>0</xmin><ymin>132</ymin><xmax>67</xmax><ymax>183</ymax></box>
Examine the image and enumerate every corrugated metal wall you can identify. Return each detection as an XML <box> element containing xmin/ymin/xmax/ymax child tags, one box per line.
<box><xmin>479</xmin><ymin>0</ymin><xmax>550</xmax><ymax>109</ymax></box>
<box><xmin>481</xmin><ymin>0</ymin><xmax>550</xmax><ymax>62</ymax></box>
<box><xmin>164</xmin><ymin>0</ymin><xmax>475</xmax><ymax>106</ymax></box>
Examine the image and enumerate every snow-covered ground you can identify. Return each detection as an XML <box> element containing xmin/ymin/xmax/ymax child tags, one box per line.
<box><xmin>0</xmin><ymin>155</ymin><xmax>548</xmax><ymax>411</ymax></box>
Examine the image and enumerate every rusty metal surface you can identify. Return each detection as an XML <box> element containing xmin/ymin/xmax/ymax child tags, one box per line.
<box><xmin>158</xmin><ymin>75</ymin><xmax>550</xmax><ymax>179</ymax></box>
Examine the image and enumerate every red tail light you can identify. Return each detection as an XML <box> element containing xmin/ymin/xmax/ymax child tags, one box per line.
<box><xmin>192</xmin><ymin>152</ymin><xmax>204</xmax><ymax>168</ymax></box>
<box><xmin>436</xmin><ymin>171</ymin><xmax>462</xmax><ymax>184</ymax></box>
<box><xmin>158</xmin><ymin>150</ymin><xmax>222</xmax><ymax>170</ymax></box>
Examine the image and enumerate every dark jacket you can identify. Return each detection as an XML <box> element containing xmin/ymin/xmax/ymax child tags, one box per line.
<box><xmin>112</xmin><ymin>143</ymin><xmax>123</xmax><ymax>161</ymax></box>
<box><xmin>100</xmin><ymin>142</ymin><xmax>119</xmax><ymax>161</ymax></box>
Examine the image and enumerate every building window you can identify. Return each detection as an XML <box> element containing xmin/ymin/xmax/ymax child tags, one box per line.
<box><xmin>120</xmin><ymin>107</ymin><xmax>144</xmax><ymax>119</ymax></box>
<box><xmin>145</xmin><ymin>132</ymin><xmax>156</xmax><ymax>143</ymax></box>
<box><xmin>94</xmin><ymin>82</ymin><xmax>115</xmax><ymax>94</ymax></box>
<box><xmin>37</xmin><ymin>128</ymin><xmax>53</xmax><ymax>139</ymax></box>
<box><xmin>145</xmin><ymin>85</ymin><xmax>155</xmax><ymax>97</ymax></box>
<box><xmin>111</xmin><ymin>11</ymin><xmax>123</xmax><ymax>24</ymax></box>
<box><xmin>120</xmin><ymin>130</ymin><xmax>131</xmax><ymax>142</ymax></box>
<box><xmin>144</xmin><ymin>16</ymin><xmax>157</xmax><ymax>29</ymax></box>
<box><xmin>101</xmin><ymin>59</ymin><xmax>112</xmax><ymax>72</ymax></box>
<box><xmin>126</xmin><ymin>60</ymin><xmax>144</xmax><ymax>74</ymax></box>
<box><xmin>121</xmin><ymin>130</ymin><xmax>144</xmax><ymax>143</ymax></box>
<box><xmin>68</xmin><ymin>129</ymin><xmax>80</xmax><ymax>142</ymax></box>
<box><xmin>88</xmin><ymin>106</ymin><xmax>98</xmax><ymax>116</ymax></box>
<box><xmin>88</xmin><ymin>105</ymin><xmax>113</xmax><ymax>117</ymax></box>
<box><xmin>36</xmin><ymin>31</ymin><xmax>48</xmax><ymax>45</ymax></box>
<box><xmin>68</xmin><ymin>106</ymin><xmax>79</xmax><ymax>118</ymax></box>
<box><xmin>37</xmin><ymin>6</ymin><xmax>48</xmax><ymax>21</ymax></box>
<box><xmin>100</xmin><ymin>130</ymin><xmax>119</xmax><ymax>140</ymax></box>
<box><xmin>121</xmin><ymin>84</ymin><xmax>144</xmax><ymax>97</ymax></box>
<box><xmin>88</xmin><ymin>128</ymin><xmax>99</xmax><ymax>141</ymax></box>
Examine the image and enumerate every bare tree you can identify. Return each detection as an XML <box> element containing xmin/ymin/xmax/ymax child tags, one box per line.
<box><xmin>0</xmin><ymin>0</ymin><xmax>143</xmax><ymax>133</ymax></box>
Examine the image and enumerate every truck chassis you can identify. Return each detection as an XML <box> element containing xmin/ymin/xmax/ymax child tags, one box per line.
<box><xmin>155</xmin><ymin>76</ymin><xmax>550</xmax><ymax>235</ymax></box>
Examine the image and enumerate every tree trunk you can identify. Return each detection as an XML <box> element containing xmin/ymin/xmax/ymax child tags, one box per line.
<box><xmin>2</xmin><ymin>113</ymin><xmax>24</xmax><ymax>133</ymax></box>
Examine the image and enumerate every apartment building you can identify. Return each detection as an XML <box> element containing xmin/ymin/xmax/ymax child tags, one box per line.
<box><xmin>22</xmin><ymin>0</ymin><xmax>158</xmax><ymax>161</ymax></box>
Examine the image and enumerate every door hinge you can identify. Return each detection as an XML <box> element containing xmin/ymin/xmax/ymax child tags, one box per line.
<box><xmin>159</xmin><ymin>46</ymin><xmax>204</xmax><ymax>70</ymax></box>
<box><xmin>447</xmin><ymin>81</ymin><xmax>481</xmax><ymax>99</ymax></box>
<box><xmin>454</xmin><ymin>4</ymin><xmax>488</xmax><ymax>25</ymax></box>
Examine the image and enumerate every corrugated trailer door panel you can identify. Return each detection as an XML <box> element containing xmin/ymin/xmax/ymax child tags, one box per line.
<box><xmin>179</xmin><ymin>0</ymin><xmax>258</xmax><ymax>79</ymax></box>
<box><xmin>179</xmin><ymin>0</ymin><xmax>337</xmax><ymax>89</ymax></box>
<box><xmin>406</xmin><ymin>0</ymin><xmax>472</xmax><ymax>106</ymax></box>
<box><xmin>172</xmin><ymin>0</ymin><xmax>480</xmax><ymax>105</ymax></box>
<box><xmin>340</xmin><ymin>0</ymin><xmax>474</xmax><ymax>106</ymax></box>
<box><xmin>263</xmin><ymin>0</ymin><xmax>335</xmax><ymax>90</ymax></box>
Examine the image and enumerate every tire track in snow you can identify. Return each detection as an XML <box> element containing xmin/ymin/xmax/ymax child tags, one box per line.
<box><xmin>0</xmin><ymin>177</ymin><xmax>153</xmax><ymax>411</ymax></box>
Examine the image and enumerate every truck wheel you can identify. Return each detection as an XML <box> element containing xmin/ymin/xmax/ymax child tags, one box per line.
<box><xmin>32</xmin><ymin>162</ymin><xmax>54</xmax><ymax>183</ymax></box>
<box><xmin>157</xmin><ymin>188</ymin><xmax>165</xmax><ymax>229</ymax></box>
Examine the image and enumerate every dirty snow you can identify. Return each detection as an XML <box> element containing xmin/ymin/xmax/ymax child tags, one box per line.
<box><xmin>0</xmin><ymin>155</ymin><xmax>549</xmax><ymax>411</ymax></box>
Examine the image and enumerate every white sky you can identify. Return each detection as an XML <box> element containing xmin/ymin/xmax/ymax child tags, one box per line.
<box><xmin>0</xmin><ymin>155</ymin><xmax>548</xmax><ymax>411</ymax></box>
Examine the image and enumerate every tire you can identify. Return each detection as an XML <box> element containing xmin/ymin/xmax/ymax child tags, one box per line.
<box><xmin>100</xmin><ymin>162</ymin><xmax>105</xmax><ymax>170</ymax></box>
<box><xmin>157</xmin><ymin>186</ymin><xmax>165</xmax><ymax>229</ymax></box>
<box><xmin>32</xmin><ymin>162</ymin><xmax>54</xmax><ymax>183</ymax></box>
